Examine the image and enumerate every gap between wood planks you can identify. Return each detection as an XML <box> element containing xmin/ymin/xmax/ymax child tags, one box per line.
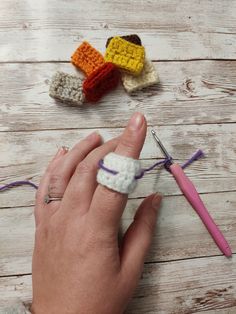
<box><xmin>0</xmin><ymin>254</ymin><xmax>235</xmax><ymax>280</ymax></box>
<box><xmin>1</xmin><ymin>58</ymin><xmax>236</xmax><ymax>64</ymax></box>
<box><xmin>1</xmin><ymin>189</ymin><xmax>236</xmax><ymax>210</ymax></box>
<box><xmin>1</xmin><ymin>189</ymin><xmax>235</xmax><ymax>210</ymax></box>
<box><xmin>1</xmin><ymin>121</ymin><xmax>236</xmax><ymax>133</ymax></box>
<box><xmin>144</xmin><ymin>253</ymin><xmax>236</xmax><ymax>266</ymax></box>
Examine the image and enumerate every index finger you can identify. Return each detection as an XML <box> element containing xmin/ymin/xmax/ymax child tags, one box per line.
<box><xmin>89</xmin><ymin>112</ymin><xmax>147</xmax><ymax>231</ymax></box>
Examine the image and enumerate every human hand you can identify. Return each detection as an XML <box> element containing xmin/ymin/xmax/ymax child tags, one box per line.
<box><xmin>31</xmin><ymin>112</ymin><xmax>162</xmax><ymax>314</ymax></box>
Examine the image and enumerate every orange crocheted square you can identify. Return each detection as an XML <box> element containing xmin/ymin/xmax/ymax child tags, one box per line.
<box><xmin>105</xmin><ymin>37</ymin><xmax>145</xmax><ymax>76</ymax></box>
<box><xmin>83</xmin><ymin>63</ymin><xmax>120</xmax><ymax>102</ymax></box>
<box><xmin>71</xmin><ymin>42</ymin><xmax>105</xmax><ymax>76</ymax></box>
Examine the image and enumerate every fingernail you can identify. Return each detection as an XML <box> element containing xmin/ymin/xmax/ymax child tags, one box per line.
<box><xmin>62</xmin><ymin>146</ymin><xmax>69</xmax><ymax>152</ymax></box>
<box><xmin>86</xmin><ymin>131</ymin><xmax>100</xmax><ymax>141</ymax></box>
<box><xmin>56</xmin><ymin>146</ymin><xmax>68</xmax><ymax>157</ymax></box>
<box><xmin>128</xmin><ymin>112</ymin><xmax>144</xmax><ymax>131</ymax></box>
<box><xmin>152</xmin><ymin>193</ymin><xmax>163</xmax><ymax>210</ymax></box>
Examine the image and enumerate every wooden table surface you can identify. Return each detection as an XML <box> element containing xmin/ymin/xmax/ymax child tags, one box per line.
<box><xmin>0</xmin><ymin>1</ymin><xmax>236</xmax><ymax>313</ymax></box>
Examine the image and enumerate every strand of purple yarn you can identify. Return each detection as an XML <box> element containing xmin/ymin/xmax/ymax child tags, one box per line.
<box><xmin>181</xmin><ymin>149</ymin><xmax>204</xmax><ymax>169</ymax></box>
<box><xmin>98</xmin><ymin>158</ymin><xmax>169</xmax><ymax>179</ymax></box>
<box><xmin>0</xmin><ymin>180</ymin><xmax>38</xmax><ymax>191</ymax></box>
<box><xmin>99</xmin><ymin>149</ymin><xmax>204</xmax><ymax>180</ymax></box>
<box><xmin>0</xmin><ymin>150</ymin><xmax>204</xmax><ymax>192</ymax></box>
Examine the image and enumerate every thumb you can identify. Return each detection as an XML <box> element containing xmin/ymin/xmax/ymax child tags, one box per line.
<box><xmin>120</xmin><ymin>193</ymin><xmax>162</xmax><ymax>280</ymax></box>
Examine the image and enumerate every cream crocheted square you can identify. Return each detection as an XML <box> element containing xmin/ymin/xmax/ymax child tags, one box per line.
<box><xmin>121</xmin><ymin>59</ymin><xmax>159</xmax><ymax>93</ymax></box>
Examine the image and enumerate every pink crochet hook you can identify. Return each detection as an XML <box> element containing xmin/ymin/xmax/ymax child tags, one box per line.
<box><xmin>151</xmin><ymin>130</ymin><xmax>232</xmax><ymax>257</ymax></box>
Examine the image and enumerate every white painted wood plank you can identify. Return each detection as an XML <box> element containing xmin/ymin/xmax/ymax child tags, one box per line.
<box><xmin>1</xmin><ymin>0</ymin><xmax>236</xmax><ymax>61</ymax></box>
<box><xmin>0</xmin><ymin>206</ymin><xmax>33</xmax><ymax>276</ymax></box>
<box><xmin>124</xmin><ymin>192</ymin><xmax>236</xmax><ymax>264</ymax></box>
<box><xmin>2</xmin><ymin>30</ymin><xmax>236</xmax><ymax>62</ymax></box>
<box><xmin>1</xmin><ymin>124</ymin><xmax>236</xmax><ymax>207</ymax></box>
<box><xmin>1</xmin><ymin>61</ymin><xmax>236</xmax><ymax>132</ymax></box>
<box><xmin>0</xmin><ymin>275</ymin><xmax>32</xmax><ymax>309</ymax></box>
<box><xmin>1</xmin><ymin>256</ymin><xmax>236</xmax><ymax>313</ymax></box>
<box><xmin>126</xmin><ymin>256</ymin><xmax>236</xmax><ymax>313</ymax></box>
<box><xmin>1</xmin><ymin>0</ymin><xmax>236</xmax><ymax>312</ymax></box>
<box><xmin>202</xmin><ymin>308</ymin><xmax>236</xmax><ymax>314</ymax></box>
<box><xmin>1</xmin><ymin>0</ymin><xmax>236</xmax><ymax>32</ymax></box>
<box><xmin>0</xmin><ymin>192</ymin><xmax>235</xmax><ymax>276</ymax></box>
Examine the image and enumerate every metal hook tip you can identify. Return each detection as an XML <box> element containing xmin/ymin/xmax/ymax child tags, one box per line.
<box><xmin>151</xmin><ymin>129</ymin><xmax>172</xmax><ymax>160</ymax></box>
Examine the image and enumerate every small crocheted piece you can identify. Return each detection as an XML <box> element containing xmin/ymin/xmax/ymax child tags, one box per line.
<box><xmin>106</xmin><ymin>34</ymin><xmax>142</xmax><ymax>48</ymax></box>
<box><xmin>83</xmin><ymin>62</ymin><xmax>120</xmax><ymax>102</ymax></box>
<box><xmin>105</xmin><ymin>37</ymin><xmax>145</xmax><ymax>76</ymax></box>
<box><xmin>97</xmin><ymin>152</ymin><xmax>141</xmax><ymax>194</ymax></box>
<box><xmin>121</xmin><ymin>59</ymin><xmax>159</xmax><ymax>93</ymax></box>
<box><xmin>49</xmin><ymin>71</ymin><xmax>85</xmax><ymax>105</ymax></box>
<box><xmin>71</xmin><ymin>41</ymin><xmax>105</xmax><ymax>76</ymax></box>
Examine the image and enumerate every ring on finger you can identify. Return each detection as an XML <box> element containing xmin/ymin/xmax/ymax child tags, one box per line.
<box><xmin>44</xmin><ymin>194</ymin><xmax>63</xmax><ymax>204</ymax></box>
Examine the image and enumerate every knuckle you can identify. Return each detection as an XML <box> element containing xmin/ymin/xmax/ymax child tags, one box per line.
<box><xmin>48</xmin><ymin>173</ymin><xmax>66</xmax><ymax>195</ymax></box>
<box><xmin>73</xmin><ymin>141</ymin><xmax>84</xmax><ymax>151</ymax></box>
<box><xmin>50</xmin><ymin>173</ymin><xmax>63</xmax><ymax>185</ymax></box>
<box><xmin>98</xmin><ymin>186</ymin><xmax>121</xmax><ymax>204</ymax></box>
<box><xmin>141</xmin><ymin>217</ymin><xmax>155</xmax><ymax>235</ymax></box>
<box><xmin>46</xmin><ymin>158</ymin><xmax>59</xmax><ymax>173</ymax></box>
<box><xmin>81</xmin><ymin>228</ymin><xmax>114</xmax><ymax>253</ymax></box>
<box><xmin>120</xmin><ymin>135</ymin><xmax>135</xmax><ymax>153</ymax></box>
<box><xmin>73</xmin><ymin>139</ymin><xmax>90</xmax><ymax>154</ymax></box>
<box><xmin>76</xmin><ymin>161</ymin><xmax>96</xmax><ymax>175</ymax></box>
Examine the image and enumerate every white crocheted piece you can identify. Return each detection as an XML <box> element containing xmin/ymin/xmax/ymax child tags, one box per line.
<box><xmin>121</xmin><ymin>59</ymin><xmax>159</xmax><ymax>93</ymax></box>
<box><xmin>97</xmin><ymin>152</ymin><xmax>141</xmax><ymax>194</ymax></box>
<box><xmin>49</xmin><ymin>71</ymin><xmax>85</xmax><ymax>105</ymax></box>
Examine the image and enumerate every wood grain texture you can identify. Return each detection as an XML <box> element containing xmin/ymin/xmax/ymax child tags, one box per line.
<box><xmin>1</xmin><ymin>61</ymin><xmax>236</xmax><ymax>131</ymax></box>
<box><xmin>126</xmin><ymin>256</ymin><xmax>236</xmax><ymax>313</ymax></box>
<box><xmin>202</xmin><ymin>309</ymin><xmax>236</xmax><ymax>314</ymax></box>
<box><xmin>1</xmin><ymin>124</ymin><xmax>236</xmax><ymax>207</ymax></box>
<box><xmin>1</xmin><ymin>0</ymin><xmax>236</xmax><ymax>61</ymax></box>
<box><xmin>0</xmin><ymin>256</ymin><xmax>236</xmax><ymax>313</ymax></box>
<box><xmin>0</xmin><ymin>192</ymin><xmax>235</xmax><ymax>276</ymax></box>
<box><xmin>1</xmin><ymin>0</ymin><xmax>236</xmax><ymax>312</ymax></box>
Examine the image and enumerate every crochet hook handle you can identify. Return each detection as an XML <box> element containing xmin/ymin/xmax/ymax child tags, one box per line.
<box><xmin>170</xmin><ymin>163</ymin><xmax>232</xmax><ymax>257</ymax></box>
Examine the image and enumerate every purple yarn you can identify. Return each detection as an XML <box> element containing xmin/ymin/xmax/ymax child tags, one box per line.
<box><xmin>181</xmin><ymin>149</ymin><xmax>205</xmax><ymax>169</ymax></box>
<box><xmin>98</xmin><ymin>150</ymin><xmax>204</xmax><ymax>180</ymax></box>
<box><xmin>98</xmin><ymin>159</ymin><xmax>118</xmax><ymax>175</ymax></box>
<box><xmin>0</xmin><ymin>150</ymin><xmax>204</xmax><ymax>192</ymax></box>
<box><xmin>0</xmin><ymin>180</ymin><xmax>38</xmax><ymax>191</ymax></box>
<box><xmin>135</xmin><ymin>159</ymin><xmax>169</xmax><ymax>179</ymax></box>
<box><xmin>99</xmin><ymin>158</ymin><xmax>171</xmax><ymax>180</ymax></box>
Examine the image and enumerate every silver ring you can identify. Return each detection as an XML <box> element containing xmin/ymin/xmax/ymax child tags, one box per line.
<box><xmin>44</xmin><ymin>195</ymin><xmax>63</xmax><ymax>204</ymax></box>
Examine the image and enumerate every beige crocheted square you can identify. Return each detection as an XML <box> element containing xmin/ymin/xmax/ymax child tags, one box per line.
<box><xmin>49</xmin><ymin>71</ymin><xmax>85</xmax><ymax>105</ymax></box>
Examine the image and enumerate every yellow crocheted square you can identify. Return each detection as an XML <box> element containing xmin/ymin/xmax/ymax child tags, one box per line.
<box><xmin>71</xmin><ymin>42</ymin><xmax>105</xmax><ymax>76</ymax></box>
<box><xmin>104</xmin><ymin>37</ymin><xmax>145</xmax><ymax>75</ymax></box>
